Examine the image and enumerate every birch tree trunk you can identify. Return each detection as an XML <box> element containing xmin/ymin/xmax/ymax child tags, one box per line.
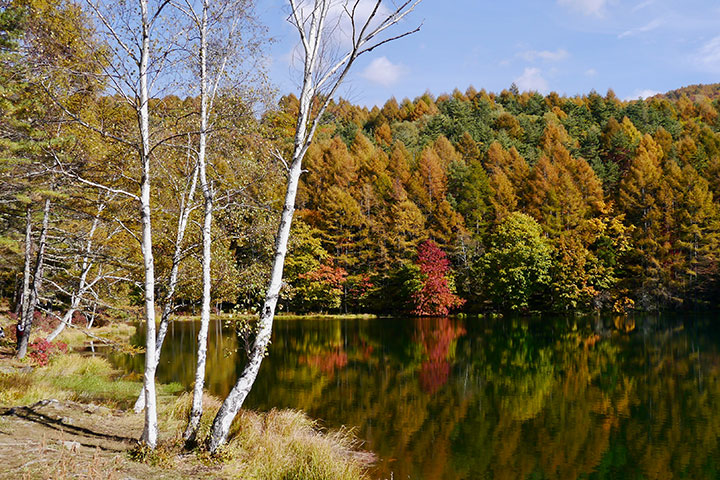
<box><xmin>16</xmin><ymin>206</ymin><xmax>33</xmax><ymax>358</ymax></box>
<box><xmin>207</xmin><ymin>156</ymin><xmax>302</xmax><ymax>453</ymax></box>
<box><xmin>134</xmin><ymin>165</ymin><xmax>198</xmax><ymax>413</ymax></box>
<box><xmin>46</xmin><ymin>209</ymin><xmax>102</xmax><ymax>342</ymax></box>
<box><xmin>184</xmin><ymin>0</ymin><xmax>214</xmax><ymax>445</ymax></box>
<box><xmin>138</xmin><ymin>0</ymin><xmax>158</xmax><ymax>449</ymax></box>
<box><xmin>17</xmin><ymin>198</ymin><xmax>50</xmax><ymax>359</ymax></box>
<box><xmin>207</xmin><ymin>3</ymin><xmax>322</xmax><ymax>451</ymax></box>
<box><xmin>206</xmin><ymin>0</ymin><xmax>422</xmax><ymax>453</ymax></box>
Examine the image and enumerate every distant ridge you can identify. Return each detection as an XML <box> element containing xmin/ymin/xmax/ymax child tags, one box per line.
<box><xmin>659</xmin><ymin>83</ymin><xmax>720</xmax><ymax>101</ymax></box>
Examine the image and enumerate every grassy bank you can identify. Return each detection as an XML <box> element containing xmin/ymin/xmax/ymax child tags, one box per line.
<box><xmin>165</xmin><ymin>312</ymin><xmax>381</xmax><ymax>322</ymax></box>
<box><xmin>0</xmin><ymin>307</ymin><xmax>137</xmax><ymax>352</ymax></box>
<box><xmin>0</xmin><ymin>352</ymin><xmax>371</xmax><ymax>479</ymax></box>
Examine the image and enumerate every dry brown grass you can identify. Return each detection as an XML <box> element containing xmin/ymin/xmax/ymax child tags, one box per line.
<box><xmin>170</xmin><ymin>393</ymin><xmax>371</xmax><ymax>480</ymax></box>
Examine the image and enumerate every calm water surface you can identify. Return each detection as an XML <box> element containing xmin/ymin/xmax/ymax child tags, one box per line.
<box><xmin>108</xmin><ymin>314</ymin><xmax>720</xmax><ymax>480</ymax></box>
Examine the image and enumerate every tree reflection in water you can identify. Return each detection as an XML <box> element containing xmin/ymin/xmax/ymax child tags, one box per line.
<box><xmin>413</xmin><ymin>317</ymin><xmax>466</xmax><ymax>394</ymax></box>
<box><xmin>107</xmin><ymin>314</ymin><xmax>720</xmax><ymax>480</ymax></box>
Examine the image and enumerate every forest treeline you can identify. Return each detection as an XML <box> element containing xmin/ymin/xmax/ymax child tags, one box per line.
<box><xmin>2</xmin><ymin>2</ymin><xmax>720</xmax><ymax>322</ymax></box>
<box><xmin>275</xmin><ymin>84</ymin><xmax>720</xmax><ymax>314</ymax></box>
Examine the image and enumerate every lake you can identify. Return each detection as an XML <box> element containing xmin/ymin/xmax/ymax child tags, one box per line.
<box><xmin>106</xmin><ymin>314</ymin><xmax>720</xmax><ymax>479</ymax></box>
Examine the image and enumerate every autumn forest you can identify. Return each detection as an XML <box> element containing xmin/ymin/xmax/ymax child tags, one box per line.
<box><xmin>3</xmin><ymin>4</ymin><xmax>720</xmax><ymax>321</ymax></box>
<box><xmin>276</xmin><ymin>85</ymin><xmax>720</xmax><ymax>315</ymax></box>
<box><xmin>4</xmin><ymin>0</ymin><xmax>720</xmax><ymax>477</ymax></box>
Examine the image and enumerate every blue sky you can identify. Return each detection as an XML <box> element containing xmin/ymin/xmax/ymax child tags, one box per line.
<box><xmin>257</xmin><ymin>0</ymin><xmax>720</xmax><ymax>107</ymax></box>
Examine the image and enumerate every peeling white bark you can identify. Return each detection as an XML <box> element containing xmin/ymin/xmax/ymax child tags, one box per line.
<box><xmin>207</xmin><ymin>0</ymin><xmax>423</xmax><ymax>453</ymax></box>
<box><xmin>16</xmin><ymin>206</ymin><xmax>33</xmax><ymax>359</ymax></box>
<box><xmin>207</xmin><ymin>157</ymin><xmax>301</xmax><ymax>453</ymax></box>
<box><xmin>184</xmin><ymin>0</ymin><xmax>215</xmax><ymax>444</ymax></box>
<box><xmin>17</xmin><ymin>198</ymin><xmax>51</xmax><ymax>359</ymax></box>
<box><xmin>138</xmin><ymin>0</ymin><xmax>158</xmax><ymax>449</ymax></box>
<box><xmin>133</xmin><ymin>163</ymin><xmax>198</xmax><ymax>414</ymax></box>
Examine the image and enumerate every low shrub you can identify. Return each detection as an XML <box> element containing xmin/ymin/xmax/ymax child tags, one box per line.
<box><xmin>27</xmin><ymin>339</ymin><xmax>68</xmax><ymax>366</ymax></box>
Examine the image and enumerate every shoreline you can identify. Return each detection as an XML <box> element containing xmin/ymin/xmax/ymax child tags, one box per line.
<box><xmin>0</xmin><ymin>312</ymin><xmax>372</xmax><ymax>480</ymax></box>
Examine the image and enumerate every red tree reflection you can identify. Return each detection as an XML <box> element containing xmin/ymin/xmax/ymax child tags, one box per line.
<box><xmin>300</xmin><ymin>348</ymin><xmax>348</xmax><ymax>375</ymax></box>
<box><xmin>414</xmin><ymin>317</ymin><xmax>466</xmax><ymax>394</ymax></box>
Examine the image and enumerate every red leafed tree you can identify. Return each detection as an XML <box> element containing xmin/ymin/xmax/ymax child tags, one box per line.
<box><xmin>297</xmin><ymin>260</ymin><xmax>348</xmax><ymax>311</ymax></box>
<box><xmin>411</xmin><ymin>240</ymin><xmax>465</xmax><ymax>316</ymax></box>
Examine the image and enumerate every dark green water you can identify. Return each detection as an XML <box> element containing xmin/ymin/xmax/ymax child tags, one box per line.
<box><xmin>107</xmin><ymin>314</ymin><xmax>720</xmax><ymax>479</ymax></box>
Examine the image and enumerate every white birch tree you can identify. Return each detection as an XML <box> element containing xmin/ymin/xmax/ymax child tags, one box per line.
<box><xmin>183</xmin><ymin>0</ymin><xmax>214</xmax><ymax>443</ymax></box>
<box><xmin>45</xmin><ymin>0</ymin><xmax>194</xmax><ymax>449</ymax></box>
<box><xmin>16</xmin><ymin>197</ymin><xmax>51</xmax><ymax>359</ymax></box>
<box><xmin>207</xmin><ymin>0</ymin><xmax>423</xmax><ymax>453</ymax></box>
<box><xmin>169</xmin><ymin>0</ymin><xmax>268</xmax><ymax>445</ymax></box>
<box><xmin>133</xmin><ymin>156</ymin><xmax>198</xmax><ymax>413</ymax></box>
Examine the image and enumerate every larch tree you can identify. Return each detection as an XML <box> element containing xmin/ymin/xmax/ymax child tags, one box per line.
<box><xmin>1</xmin><ymin>0</ymin><xmax>99</xmax><ymax>358</ymax></box>
<box><xmin>207</xmin><ymin>0</ymin><xmax>424</xmax><ymax>453</ymax></box>
<box><xmin>618</xmin><ymin>134</ymin><xmax>665</xmax><ymax>305</ymax></box>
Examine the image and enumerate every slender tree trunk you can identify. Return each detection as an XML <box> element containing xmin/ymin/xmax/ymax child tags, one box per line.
<box><xmin>207</xmin><ymin>156</ymin><xmax>304</xmax><ymax>453</ymax></box>
<box><xmin>206</xmin><ymin>0</ymin><xmax>422</xmax><ymax>454</ymax></box>
<box><xmin>17</xmin><ymin>198</ymin><xmax>50</xmax><ymax>358</ymax></box>
<box><xmin>134</xmin><ymin>164</ymin><xmax>198</xmax><ymax>413</ymax></box>
<box><xmin>13</xmin><ymin>275</ymin><xmax>23</xmax><ymax>316</ymax></box>
<box><xmin>87</xmin><ymin>303</ymin><xmax>97</xmax><ymax>328</ymax></box>
<box><xmin>46</xmin><ymin>307</ymin><xmax>76</xmax><ymax>342</ymax></box>
<box><xmin>183</xmin><ymin>161</ymin><xmax>212</xmax><ymax>445</ymax></box>
<box><xmin>206</xmin><ymin>2</ymin><xmax>323</xmax><ymax>453</ymax></box>
<box><xmin>16</xmin><ymin>206</ymin><xmax>33</xmax><ymax>358</ymax></box>
<box><xmin>138</xmin><ymin>0</ymin><xmax>158</xmax><ymax>449</ymax></box>
<box><xmin>184</xmin><ymin>1</ymin><xmax>213</xmax><ymax>445</ymax></box>
<box><xmin>47</xmin><ymin>210</ymin><xmax>101</xmax><ymax>342</ymax></box>
<box><xmin>207</xmin><ymin>3</ymin><xmax>325</xmax><ymax>450</ymax></box>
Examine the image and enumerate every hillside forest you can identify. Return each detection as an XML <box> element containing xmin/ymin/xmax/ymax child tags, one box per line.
<box><xmin>2</xmin><ymin>1</ymin><xmax>720</xmax><ymax>328</ymax></box>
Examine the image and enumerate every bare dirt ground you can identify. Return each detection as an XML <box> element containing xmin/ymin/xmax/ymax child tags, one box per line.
<box><xmin>0</xmin><ymin>399</ymin><xmax>218</xmax><ymax>480</ymax></box>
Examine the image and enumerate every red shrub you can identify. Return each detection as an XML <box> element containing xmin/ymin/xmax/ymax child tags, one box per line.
<box><xmin>27</xmin><ymin>339</ymin><xmax>68</xmax><ymax>366</ymax></box>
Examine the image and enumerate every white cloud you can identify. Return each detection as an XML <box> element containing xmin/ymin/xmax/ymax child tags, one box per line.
<box><xmin>361</xmin><ymin>57</ymin><xmax>406</xmax><ymax>87</ymax></box>
<box><xmin>631</xmin><ymin>0</ymin><xmax>655</xmax><ymax>13</ymax></box>
<box><xmin>518</xmin><ymin>49</ymin><xmax>570</xmax><ymax>62</ymax></box>
<box><xmin>694</xmin><ymin>36</ymin><xmax>720</xmax><ymax>72</ymax></box>
<box><xmin>618</xmin><ymin>18</ymin><xmax>664</xmax><ymax>39</ymax></box>
<box><xmin>514</xmin><ymin>68</ymin><xmax>549</xmax><ymax>93</ymax></box>
<box><xmin>557</xmin><ymin>0</ymin><xmax>609</xmax><ymax>17</ymax></box>
<box><xmin>624</xmin><ymin>89</ymin><xmax>661</xmax><ymax>100</ymax></box>
<box><xmin>585</xmin><ymin>68</ymin><xmax>598</xmax><ymax>76</ymax></box>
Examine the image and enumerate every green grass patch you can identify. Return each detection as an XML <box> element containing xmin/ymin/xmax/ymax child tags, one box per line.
<box><xmin>0</xmin><ymin>354</ymin><xmax>181</xmax><ymax>409</ymax></box>
<box><xmin>0</xmin><ymin>348</ymin><xmax>370</xmax><ymax>479</ymax></box>
<box><xmin>54</xmin><ymin>322</ymin><xmax>137</xmax><ymax>350</ymax></box>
